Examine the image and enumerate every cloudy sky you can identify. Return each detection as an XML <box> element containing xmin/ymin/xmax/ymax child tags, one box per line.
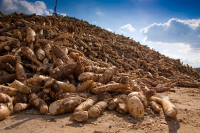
<box><xmin>1</xmin><ymin>0</ymin><xmax>200</xmax><ymax>68</ymax></box>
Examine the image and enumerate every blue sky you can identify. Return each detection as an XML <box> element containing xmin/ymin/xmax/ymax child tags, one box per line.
<box><xmin>1</xmin><ymin>0</ymin><xmax>200</xmax><ymax>67</ymax></box>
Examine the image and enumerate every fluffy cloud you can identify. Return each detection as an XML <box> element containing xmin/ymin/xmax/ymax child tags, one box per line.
<box><xmin>96</xmin><ymin>11</ymin><xmax>104</xmax><ymax>16</ymax></box>
<box><xmin>141</xmin><ymin>18</ymin><xmax>200</xmax><ymax>49</ymax></box>
<box><xmin>92</xmin><ymin>21</ymin><xmax>97</xmax><ymax>24</ymax></box>
<box><xmin>120</xmin><ymin>24</ymin><xmax>135</xmax><ymax>32</ymax></box>
<box><xmin>58</xmin><ymin>13</ymin><xmax>67</xmax><ymax>17</ymax></box>
<box><xmin>0</xmin><ymin>0</ymin><xmax>52</xmax><ymax>15</ymax></box>
<box><xmin>107</xmin><ymin>28</ymin><xmax>112</xmax><ymax>32</ymax></box>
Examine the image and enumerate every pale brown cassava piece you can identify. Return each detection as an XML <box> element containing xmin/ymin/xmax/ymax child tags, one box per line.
<box><xmin>151</xmin><ymin>96</ymin><xmax>178</xmax><ymax>117</ymax></box>
<box><xmin>28</xmin><ymin>93</ymin><xmax>48</xmax><ymax>114</ymax></box>
<box><xmin>98</xmin><ymin>66</ymin><xmax>118</xmax><ymax>84</ymax></box>
<box><xmin>14</xmin><ymin>103</ymin><xmax>31</xmax><ymax>113</ymax></box>
<box><xmin>49</xmin><ymin>96</ymin><xmax>83</xmax><ymax>115</ymax></box>
<box><xmin>9</xmin><ymin>80</ymin><xmax>31</xmax><ymax>95</ymax></box>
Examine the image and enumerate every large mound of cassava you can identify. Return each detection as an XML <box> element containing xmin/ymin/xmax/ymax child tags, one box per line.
<box><xmin>0</xmin><ymin>11</ymin><xmax>200</xmax><ymax>122</ymax></box>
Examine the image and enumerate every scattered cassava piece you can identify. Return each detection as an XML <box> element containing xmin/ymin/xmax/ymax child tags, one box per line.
<box><xmin>53</xmin><ymin>55</ymin><xmax>64</xmax><ymax>67</ymax></box>
<box><xmin>126</xmin><ymin>96</ymin><xmax>144</xmax><ymax>119</ymax></box>
<box><xmin>140</xmin><ymin>84</ymin><xmax>150</xmax><ymax>94</ymax></box>
<box><xmin>28</xmin><ymin>93</ymin><xmax>48</xmax><ymax>114</ymax></box>
<box><xmin>0</xmin><ymin>55</ymin><xmax>15</xmax><ymax>63</ymax></box>
<box><xmin>98</xmin><ymin>92</ymin><xmax>112</xmax><ymax>101</ymax></box>
<box><xmin>26</xmin><ymin>26</ymin><xmax>36</xmax><ymax>43</ymax></box>
<box><xmin>177</xmin><ymin>81</ymin><xmax>200</xmax><ymax>88</ymax></box>
<box><xmin>5</xmin><ymin>63</ymin><xmax>15</xmax><ymax>73</ymax></box>
<box><xmin>76</xmin><ymin>80</ymin><xmax>94</xmax><ymax>92</ymax></box>
<box><xmin>0</xmin><ymin>93</ymin><xmax>12</xmax><ymax>103</ymax></box>
<box><xmin>0</xmin><ymin>73</ymin><xmax>33</xmax><ymax>85</ymax></box>
<box><xmin>0</xmin><ymin>41</ymin><xmax>11</xmax><ymax>52</ymax></box>
<box><xmin>0</xmin><ymin>85</ymin><xmax>17</xmax><ymax>96</ymax></box>
<box><xmin>13</xmin><ymin>93</ymin><xmax>28</xmax><ymax>105</ymax></box>
<box><xmin>44</xmin><ymin>44</ymin><xmax>52</xmax><ymax>60</ymax></box>
<box><xmin>15</xmin><ymin>56</ymin><xmax>27</xmax><ymax>82</ymax></box>
<box><xmin>49</xmin><ymin>96</ymin><xmax>83</xmax><ymax>115</ymax></box>
<box><xmin>52</xmin><ymin>45</ymin><xmax>73</xmax><ymax>64</ymax></box>
<box><xmin>43</xmin><ymin>77</ymin><xmax>55</xmax><ymax>88</ymax></box>
<box><xmin>118</xmin><ymin>76</ymin><xmax>130</xmax><ymax>84</ymax></box>
<box><xmin>0</xmin><ymin>103</ymin><xmax>12</xmax><ymax>120</ymax></box>
<box><xmin>70</xmin><ymin>111</ymin><xmax>88</xmax><ymax>122</ymax></box>
<box><xmin>78</xmin><ymin>72</ymin><xmax>102</xmax><ymax>82</ymax></box>
<box><xmin>143</xmin><ymin>89</ymin><xmax>156</xmax><ymax>99</ymax></box>
<box><xmin>149</xmin><ymin>87</ymin><xmax>170</xmax><ymax>93</ymax></box>
<box><xmin>52</xmin><ymin>81</ymin><xmax>63</xmax><ymax>94</ymax></box>
<box><xmin>71</xmin><ymin>95</ymin><xmax>98</xmax><ymax>122</ymax></box>
<box><xmin>116</xmin><ymin>103</ymin><xmax>129</xmax><ymax>114</ymax></box>
<box><xmin>0</xmin><ymin>74</ymin><xmax>16</xmax><ymax>85</ymax></box>
<box><xmin>149</xmin><ymin>99</ymin><xmax>161</xmax><ymax>113</ymax></box>
<box><xmin>84</xmin><ymin>66</ymin><xmax>107</xmax><ymax>74</ymax></box>
<box><xmin>21</xmin><ymin>46</ymin><xmax>42</xmax><ymax>66</ymax></box>
<box><xmin>98</xmin><ymin>66</ymin><xmax>118</xmax><ymax>84</ymax></box>
<box><xmin>74</xmin><ymin>53</ymin><xmax>84</xmax><ymax>77</ymax></box>
<box><xmin>32</xmin><ymin>74</ymin><xmax>49</xmax><ymax>85</ymax></box>
<box><xmin>88</xmin><ymin>82</ymin><xmax>103</xmax><ymax>92</ymax></box>
<box><xmin>74</xmin><ymin>95</ymin><xmax>98</xmax><ymax>113</ymax></box>
<box><xmin>57</xmin><ymin>81</ymin><xmax>76</xmax><ymax>92</ymax></box>
<box><xmin>91</xmin><ymin>83</ymin><xmax>130</xmax><ymax>94</ymax></box>
<box><xmin>88</xmin><ymin>101</ymin><xmax>108</xmax><ymax>118</ymax></box>
<box><xmin>9</xmin><ymin>80</ymin><xmax>31</xmax><ymax>94</ymax></box>
<box><xmin>128</xmin><ymin>92</ymin><xmax>148</xmax><ymax>108</ymax></box>
<box><xmin>36</xmin><ymin>48</ymin><xmax>45</xmax><ymax>61</ymax></box>
<box><xmin>50</xmin><ymin>63</ymin><xmax>76</xmax><ymax>80</ymax></box>
<box><xmin>151</xmin><ymin>96</ymin><xmax>178</xmax><ymax>117</ymax></box>
<box><xmin>14</xmin><ymin>103</ymin><xmax>31</xmax><ymax>113</ymax></box>
<box><xmin>108</xmin><ymin>94</ymin><xmax>127</xmax><ymax>110</ymax></box>
<box><xmin>56</xmin><ymin>92</ymin><xmax>92</xmax><ymax>100</ymax></box>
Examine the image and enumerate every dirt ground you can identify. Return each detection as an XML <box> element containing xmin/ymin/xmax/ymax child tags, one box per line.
<box><xmin>0</xmin><ymin>87</ymin><xmax>200</xmax><ymax>133</ymax></box>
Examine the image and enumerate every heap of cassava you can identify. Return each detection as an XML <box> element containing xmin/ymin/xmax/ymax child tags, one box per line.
<box><xmin>0</xmin><ymin>11</ymin><xmax>200</xmax><ymax>122</ymax></box>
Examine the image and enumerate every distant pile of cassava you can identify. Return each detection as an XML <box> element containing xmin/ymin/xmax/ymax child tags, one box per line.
<box><xmin>0</xmin><ymin>11</ymin><xmax>199</xmax><ymax>122</ymax></box>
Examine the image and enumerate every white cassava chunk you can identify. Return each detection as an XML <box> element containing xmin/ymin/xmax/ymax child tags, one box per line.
<box><xmin>126</xmin><ymin>96</ymin><xmax>144</xmax><ymax>119</ymax></box>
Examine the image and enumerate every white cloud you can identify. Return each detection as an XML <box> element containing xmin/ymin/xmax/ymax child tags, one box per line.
<box><xmin>141</xmin><ymin>18</ymin><xmax>200</xmax><ymax>50</ymax></box>
<box><xmin>0</xmin><ymin>0</ymin><xmax>52</xmax><ymax>15</ymax></box>
<box><xmin>96</xmin><ymin>11</ymin><xmax>104</xmax><ymax>16</ymax></box>
<box><xmin>107</xmin><ymin>28</ymin><xmax>112</xmax><ymax>32</ymax></box>
<box><xmin>58</xmin><ymin>13</ymin><xmax>67</xmax><ymax>17</ymax></box>
<box><xmin>120</xmin><ymin>24</ymin><xmax>135</xmax><ymax>32</ymax></box>
<box><xmin>92</xmin><ymin>21</ymin><xmax>97</xmax><ymax>24</ymax></box>
<box><xmin>163</xmin><ymin>49</ymin><xmax>169</xmax><ymax>52</ymax></box>
<box><xmin>118</xmin><ymin>29</ymin><xmax>126</xmax><ymax>34</ymax></box>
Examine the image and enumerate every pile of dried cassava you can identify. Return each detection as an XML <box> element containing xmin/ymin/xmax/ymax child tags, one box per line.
<box><xmin>0</xmin><ymin>11</ymin><xmax>200</xmax><ymax>122</ymax></box>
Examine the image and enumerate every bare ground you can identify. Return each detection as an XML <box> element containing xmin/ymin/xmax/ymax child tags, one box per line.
<box><xmin>0</xmin><ymin>87</ymin><xmax>200</xmax><ymax>133</ymax></box>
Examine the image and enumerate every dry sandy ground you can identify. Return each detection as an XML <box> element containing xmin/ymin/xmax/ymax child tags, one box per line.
<box><xmin>0</xmin><ymin>87</ymin><xmax>200</xmax><ymax>133</ymax></box>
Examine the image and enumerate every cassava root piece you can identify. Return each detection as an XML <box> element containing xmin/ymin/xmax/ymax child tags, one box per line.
<box><xmin>92</xmin><ymin>83</ymin><xmax>130</xmax><ymax>94</ymax></box>
<box><xmin>151</xmin><ymin>96</ymin><xmax>178</xmax><ymax>117</ymax></box>
<box><xmin>71</xmin><ymin>95</ymin><xmax>98</xmax><ymax>122</ymax></box>
<box><xmin>98</xmin><ymin>66</ymin><xmax>118</xmax><ymax>84</ymax></box>
<box><xmin>0</xmin><ymin>85</ymin><xmax>17</xmax><ymax>96</ymax></box>
<box><xmin>28</xmin><ymin>93</ymin><xmax>48</xmax><ymax>114</ymax></box>
<box><xmin>49</xmin><ymin>96</ymin><xmax>83</xmax><ymax>115</ymax></box>
<box><xmin>14</xmin><ymin>103</ymin><xmax>31</xmax><ymax>113</ymax></box>
<box><xmin>126</xmin><ymin>96</ymin><xmax>144</xmax><ymax>119</ymax></box>
<box><xmin>9</xmin><ymin>80</ymin><xmax>31</xmax><ymax>94</ymax></box>
<box><xmin>88</xmin><ymin>101</ymin><xmax>108</xmax><ymax>118</ymax></box>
